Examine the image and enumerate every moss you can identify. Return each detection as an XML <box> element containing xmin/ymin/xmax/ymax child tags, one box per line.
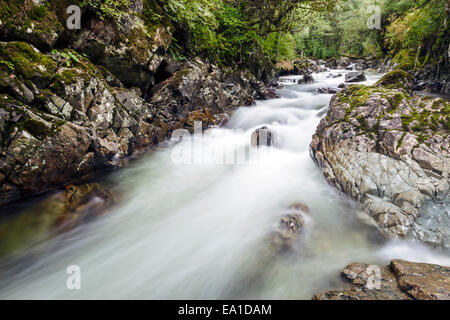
<box><xmin>49</xmin><ymin>119</ymin><xmax>66</xmax><ymax>137</ymax></box>
<box><xmin>0</xmin><ymin>1</ymin><xmax>64</xmax><ymax>51</ymax></box>
<box><xmin>375</xmin><ymin>70</ymin><xmax>413</xmax><ymax>91</ymax></box>
<box><xmin>27</xmin><ymin>4</ymin><xmax>47</xmax><ymax>21</ymax></box>
<box><xmin>141</xmin><ymin>0</ymin><xmax>171</xmax><ymax>33</ymax></box>
<box><xmin>396</xmin><ymin>132</ymin><xmax>407</xmax><ymax>149</ymax></box>
<box><xmin>0</xmin><ymin>0</ymin><xmax>22</xmax><ymax>21</ymax></box>
<box><xmin>387</xmin><ymin>93</ymin><xmax>405</xmax><ymax>109</ymax></box>
<box><xmin>431</xmin><ymin>99</ymin><xmax>445</xmax><ymax>110</ymax></box>
<box><xmin>392</xmin><ymin>49</ymin><xmax>416</xmax><ymax>71</ymax></box>
<box><xmin>400</xmin><ymin>104</ymin><xmax>447</xmax><ymax>133</ymax></box>
<box><xmin>53</xmin><ymin>69</ymin><xmax>81</xmax><ymax>85</ymax></box>
<box><xmin>0</xmin><ymin>41</ymin><xmax>57</xmax><ymax>82</ymax></box>
<box><xmin>22</xmin><ymin>118</ymin><xmax>49</xmax><ymax>139</ymax></box>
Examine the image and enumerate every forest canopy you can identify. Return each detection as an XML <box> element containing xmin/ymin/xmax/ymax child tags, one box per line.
<box><xmin>45</xmin><ymin>0</ymin><xmax>450</xmax><ymax>72</ymax></box>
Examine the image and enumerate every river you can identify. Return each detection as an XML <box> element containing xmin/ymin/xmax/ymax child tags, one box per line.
<box><xmin>0</xmin><ymin>68</ymin><xmax>449</xmax><ymax>299</ymax></box>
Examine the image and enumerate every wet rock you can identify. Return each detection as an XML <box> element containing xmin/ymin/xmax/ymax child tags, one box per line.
<box><xmin>325</xmin><ymin>58</ymin><xmax>338</xmax><ymax>69</ymax></box>
<box><xmin>337</xmin><ymin>57</ymin><xmax>351</xmax><ymax>69</ymax></box>
<box><xmin>315</xmin><ymin>87</ymin><xmax>339</xmax><ymax>95</ymax></box>
<box><xmin>390</xmin><ymin>259</ymin><xmax>450</xmax><ymax>300</ymax></box>
<box><xmin>55</xmin><ymin>183</ymin><xmax>117</xmax><ymax>231</ymax></box>
<box><xmin>345</xmin><ymin>71</ymin><xmax>367</xmax><ymax>83</ymax></box>
<box><xmin>251</xmin><ymin>126</ymin><xmax>278</xmax><ymax>148</ymax></box>
<box><xmin>298</xmin><ymin>74</ymin><xmax>315</xmax><ymax>84</ymax></box>
<box><xmin>313</xmin><ymin>260</ymin><xmax>450</xmax><ymax>300</ymax></box>
<box><xmin>270</xmin><ymin>214</ymin><xmax>304</xmax><ymax>250</ymax></box>
<box><xmin>0</xmin><ymin>182</ymin><xmax>116</xmax><ymax>259</ymax></box>
<box><xmin>288</xmin><ymin>202</ymin><xmax>310</xmax><ymax>213</ymax></box>
<box><xmin>310</xmin><ymin>79</ymin><xmax>450</xmax><ymax>248</ymax></box>
<box><xmin>269</xmin><ymin>203</ymin><xmax>309</xmax><ymax>252</ymax></box>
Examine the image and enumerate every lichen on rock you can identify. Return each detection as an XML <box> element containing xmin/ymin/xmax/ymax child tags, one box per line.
<box><xmin>310</xmin><ymin>70</ymin><xmax>449</xmax><ymax>248</ymax></box>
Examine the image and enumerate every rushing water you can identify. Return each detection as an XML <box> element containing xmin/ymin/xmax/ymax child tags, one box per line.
<box><xmin>0</xmin><ymin>69</ymin><xmax>449</xmax><ymax>299</ymax></box>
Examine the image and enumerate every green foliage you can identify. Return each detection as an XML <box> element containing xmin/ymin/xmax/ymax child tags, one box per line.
<box><xmin>80</xmin><ymin>0</ymin><xmax>131</xmax><ymax>22</ymax></box>
<box><xmin>163</xmin><ymin>0</ymin><xmax>338</xmax><ymax>64</ymax></box>
<box><xmin>294</xmin><ymin>0</ymin><xmax>385</xmax><ymax>59</ymax></box>
<box><xmin>384</xmin><ymin>0</ymin><xmax>449</xmax><ymax>70</ymax></box>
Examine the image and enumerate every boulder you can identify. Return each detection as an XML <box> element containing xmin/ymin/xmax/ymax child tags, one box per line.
<box><xmin>310</xmin><ymin>83</ymin><xmax>450</xmax><ymax>248</ymax></box>
<box><xmin>325</xmin><ymin>58</ymin><xmax>338</xmax><ymax>69</ymax></box>
<box><xmin>375</xmin><ymin>69</ymin><xmax>414</xmax><ymax>92</ymax></box>
<box><xmin>345</xmin><ymin>71</ymin><xmax>367</xmax><ymax>83</ymax></box>
<box><xmin>277</xmin><ymin>59</ymin><xmax>321</xmax><ymax>76</ymax></box>
<box><xmin>251</xmin><ymin>126</ymin><xmax>278</xmax><ymax>148</ymax></box>
<box><xmin>298</xmin><ymin>74</ymin><xmax>315</xmax><ymax>84</ymax></box>
<box><xmin>69</xmin><ymin>4</ymin><xmax>173</xmax><ymax>93</ymax></box>
<box><xmin>337</xmin><ymin>57</ymin><xmax>351</xmax><ymax>69</ymax></box>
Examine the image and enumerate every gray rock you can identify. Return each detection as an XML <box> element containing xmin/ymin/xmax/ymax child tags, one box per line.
<box><xmin>310</xmin><ymin>76</ymin><xmax>450</xmax><ymax>248</ymax></box>
<box><xmin>345</xmin><ymin>71</ymin><xmax>367</xmax><ymax>83</ymax></box>
<box><xmin>298</xmin><ymin>74</ymin><xmax>315</xmax><ymax>84</ymax></box>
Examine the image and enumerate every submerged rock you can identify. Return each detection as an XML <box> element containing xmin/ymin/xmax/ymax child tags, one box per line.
<box><xmin>0</xmin><ymin>182</ymin><xmax>116</xmax><ymax>259</ymax></box>
<box><xmin>270</xmin><ymin>214</ymin><xmax>305</xmax><ymax>251</ymax></box>
<box><xmin>310</xmin><ymin>71</ymin><xmax>450</xmax><ymax>248</ymax></box>
<box><xmin>268</xmin><ymin>203</ymin><xmax>310</xmax><ymax>252</ymax></box>
<box><xmin>313</xmin><ymin>260</ymin><xmax>450</xmax><ymax>300</ymax></box>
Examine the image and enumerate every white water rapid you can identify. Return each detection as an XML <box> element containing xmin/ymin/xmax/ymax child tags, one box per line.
<box><xmin>1</xmin><ymin>69</ymin><xmax>449</xmax><ymax>299</ymax></box>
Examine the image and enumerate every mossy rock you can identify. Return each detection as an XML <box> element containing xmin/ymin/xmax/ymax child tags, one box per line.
<box><xmin>0</xmin><ymin>41</ymin><xmax>57</xmax><ymax>88</ymax></box>
<box><xmin>375</xmin><ymin>70</ymin><xmax>414</xmax><ymax>92</ymax></box>
<box><xmin>0</xmin><ymin>0</ymin><xmax>64</xmax><ymax>51</ymax></box>
<box><xmin>392</xmin><ymin>49</ymin><xmax>416</xmax><ymax>71</ymax></box>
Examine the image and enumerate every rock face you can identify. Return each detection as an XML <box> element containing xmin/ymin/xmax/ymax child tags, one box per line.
<box><xmin>0</xmin><ymin>40</ymin><xmax>275</xmax><ymax>205</ymax></box>
<box><xmin>310</xmin><ymin>71</ymin><xmax>450</xmax><ymax>248</ymax></box>
<box><xmin>345</xmin><ymin>71</ymin><xmax>367</xmax><ymax>83</ymax></box>
<box><xmin>0</xmin><ymin>1</ymin><xmax>280</xmax><ymax>206</ymax></box>
<box><xmin>313</xmin><ymin>259</ymin><xmax>450</xmax><ymax>300</ymax></box>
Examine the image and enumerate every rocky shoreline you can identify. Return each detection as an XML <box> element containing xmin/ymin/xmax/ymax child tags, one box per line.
<box><xmin>313</xmin><ymin>259</ymin><xmax>450</xmax><ymax>300</ymax></box>
<box><xmin>0</xmin><ymin>2</ymin><xmax>278</xmax><ymax>205</ymax></box>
